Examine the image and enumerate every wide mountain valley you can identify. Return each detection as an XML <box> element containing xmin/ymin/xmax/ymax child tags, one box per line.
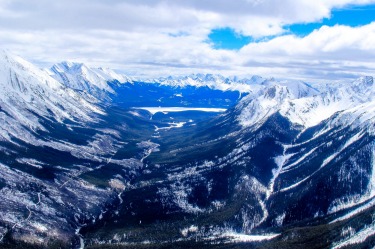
<box><xmin>0</xmin><ymin>50</ymin><xmax>374</xmax><ymax>249</ymax></box>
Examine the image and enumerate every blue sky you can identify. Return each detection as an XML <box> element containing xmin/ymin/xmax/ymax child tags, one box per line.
<box><xmin>0</xmin><ymin>0</ymin><xmax>375</xmax><ymax>81</ymax></box>
<box><xmin>288</xmin><ymin>4</ymin><xmax>375</xmax><ymax>36</ymax></box>
<box><xmin>208</xmin><ymin>28</ymin><xmax>253</xmax><ymax>50</ymax></box>
<box><xmin>209</xmin><ymin>4</ymin><xmax>375</xmax><ymax>50</ymax></box>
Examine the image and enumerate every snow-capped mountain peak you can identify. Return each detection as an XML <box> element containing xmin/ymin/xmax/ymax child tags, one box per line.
<box><xmin>236</xmin><ymin>79</ymin><xmax>319</xmax><ymax>127</ymax></box>
<box><xmin>48</xmin><ymin>61</ymin><xmax>131</xmax><ymax>97</ymax></box>
<box><xmin>236</xmin><ymin>76</ymin><xmax>375</xmax><ymax>129</ymax></box>
<box><xmin>264</xmin><ymin>79</ymin><xmax>319</xmax><ymax>98</ymax></box>
<box><xmin>0</xmin><ymin>50</ymin><xmax>102</xmax><ymax>142</ymax></box>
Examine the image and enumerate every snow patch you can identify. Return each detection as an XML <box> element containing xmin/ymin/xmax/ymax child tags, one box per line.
<box><xmin>321</xmin><ymin>132</ymin><xmax>364</xmax><ymax>168</ymax></box>
<box><xmin>181</xmin><ymin>225</ymin><xmax>198</xmax><ymax>237</ymax></box>
<box><xmin>222</xmin><ymin>232</ymin><xmax>280</xmax><ymax>242</ymax></box>
<box><xmin>332</xmin><ymin>222</ymin><xmax>375</xmax><ymax>249</ymax></box>
<box><xmin>135</xmin><ymin>107</ymin><xmax>226</xmax><ymax>115</ymax></box>
<box><xmin>108</xmin><ymin>179</ymin><xmax>126</xmax><ymax>191</ymax></box>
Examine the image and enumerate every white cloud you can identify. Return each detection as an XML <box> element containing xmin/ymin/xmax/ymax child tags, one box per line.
<box><xmin>2</xmin><ymin>0</ymin><xmax>375</xmax><ymax>34</ymax></box>
<box><xmin>0</xmin><ymin>0</ymin><xmax>375</xmax><ymax>81</ymax></box>
<box><xmin>237</xmin><ymin>22</ymin><xmax>375</xmax><ymax>80</ymax></box>
<box><xmin>241</xmin><ymin>23</ymin><xmax>375</xmax><ymax>56</ymax></box>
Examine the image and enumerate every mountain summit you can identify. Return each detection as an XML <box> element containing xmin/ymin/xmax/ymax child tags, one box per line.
<box><xmin>0</xmin><ymin>50</ymin><xmax>102</xmax><ymax>142</ymax></box>
<box><xmin>47</xmin><ymin>61</ymin><xmax>132</xmax><ymax>100</ymax></box>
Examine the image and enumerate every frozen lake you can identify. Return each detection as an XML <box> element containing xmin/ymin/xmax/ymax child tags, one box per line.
<box><xmin>134</xmin><ymin>107</ymin><xmax>227</xmax><ymax>114</ymax></box>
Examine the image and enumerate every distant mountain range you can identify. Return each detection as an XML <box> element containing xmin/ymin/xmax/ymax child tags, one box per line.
<box><xmin>0</xmin><ymin>50</ymin><xmax>374</xmax><ymax>249</ymax></box>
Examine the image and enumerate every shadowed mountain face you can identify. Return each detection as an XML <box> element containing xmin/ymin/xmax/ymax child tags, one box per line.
<box><xmin>0</xmin><ymin>51</ymin><xmax>374</xmax><ymax>248</ymax></box>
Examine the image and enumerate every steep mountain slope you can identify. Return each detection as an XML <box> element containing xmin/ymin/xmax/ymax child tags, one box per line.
<box><xmin>0</xmin><ymin>50</ymin><xmax>103</xmax><ymax>143</ymax></box>
<box><xmin>254</xmin><ymin>95</ymin><xmax>375</xmax><ymax>220</ymax></box>
<box><xmin>257</xmin><ymin>98</ymin><xmax>375</xmax><ymax>248</ymax></box>
<box><xmin>0</xmin><ymin>51</ymin><xmax>162</xmax><ymax>247</ymax></box>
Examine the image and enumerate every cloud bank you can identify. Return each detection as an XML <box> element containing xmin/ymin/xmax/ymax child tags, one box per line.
<box><xmin>0</xmin><ymin>0</ymin><xmax>375</xmax><ymax>81</ymax></box>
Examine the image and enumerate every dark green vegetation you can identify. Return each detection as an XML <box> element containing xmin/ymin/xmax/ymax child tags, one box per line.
<box><xmin>80</xmin><ymin>199</ymin><xmax>375</xmax><ymax>249</ymax></box>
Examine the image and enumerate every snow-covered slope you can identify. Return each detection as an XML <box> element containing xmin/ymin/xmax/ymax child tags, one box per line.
<box><xmin>0</xmin><ymin>51</ymin><xmax>156</xmax><ymax>246</ymax></box>
<box><xmin>236</xmin><ymin>79</ymin><xmax>320</xmax><ymax>127</ymax></box>
<box><xmin>47</xmin><ymin>61</ymin><xmax>132</xmax><ymax>98</ymax></box>
<box><xmin>258</xmin><ymin>98</ymin><xmax>375</xmax><ymax>236</ymax></box>
<box><xmin>237</xmin><ymin>76</ymin><xmax>374</xmax><ymax>128</ymax></box>
<box><xmin>0</xmin><ymin>50</ymin><xmax>103</xmax><ymax>142</ymax></box>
